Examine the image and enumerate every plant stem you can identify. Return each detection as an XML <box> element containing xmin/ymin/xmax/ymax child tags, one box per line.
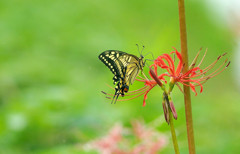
<box><xmin>178</xmin><ymin>0</ymin><xmax>196</xmax><ymax>153</ymax></box>
<box><xmin>169</xmin><ymin>112</ymin><xmax>180</xmax><ymax>154</ymax></box>
<box><xmin>164</xmin><ymin>92</ymin><xmax>180</xmax><ymax>154</ymax></box>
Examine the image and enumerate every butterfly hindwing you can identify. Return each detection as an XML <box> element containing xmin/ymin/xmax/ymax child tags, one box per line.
<box><xmin>121</xmin><ymin>54</ymin><xmax>141</xmax><ymax>85</ymax></box>
<box><xmin>125</xmin><ymin>64</ymin><xmax>140</xmax><ymax>85</ymax></box>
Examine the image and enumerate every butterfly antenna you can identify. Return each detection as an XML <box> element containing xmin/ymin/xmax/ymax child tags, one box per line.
<box><xmin>136</xmin><ymin>44</ymin><xmax>141</xmax><ymax>56</ymax></box>
<box><xmin>141</xmin><ymin>45</ymin><xmax>145</xmax><ymax>55</ymax></box>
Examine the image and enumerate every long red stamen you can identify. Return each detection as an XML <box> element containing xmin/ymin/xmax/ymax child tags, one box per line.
<box><xmin>194</xmin><ymin>60</ymin><xmax>229</xmax><ymax>82</ymax></box>
<box><xmin>102</xmin><ymin>86</ymin><xmax>150</xmax><ymax>95</ymax></box>
<box><xmin>190</xmin><ymin>77</ymin><xmax>210</xmax><ymax>87</ymax></box>
<box><xmin>176</xmin><ymin>82</ymin><xmax>184</xmax><ymax>94</ymax></box>
<box><xmin>201</xmin><ymin>53</ymin><xmax>226</xmax><ymax>72</ymax></box>
<box><xmin>185</xmin><ymin>58</ymin><xmax>228</xmax><ymax>80</ymax></box>
<box><xmin>106</xmin><ymin>83</ymin><xmax>115</xmax><ymax>90</ymax></box>
<box><xmin>137</xmin><ymin>75</ymin><xmax>145</xmax><ymax>80</ymax></box>
<box><xmin>184</xmin><ymin>54</ymin><xmax>227</xmax><ymax>79</ymax></box>
<box><xmin>189</xmin><ymin>47</ymin><xmax>202</xmax><ymax>69</ymax></box>
<box><xmin>106</xmin><ymin>86</ymin><xmax>156</xmax><ymax>102</ymax></box>
<box><xmin>143</xmin><ymin>86</ymin><xmax>155</xmax><ymax>106</ymax></box>
<box><xmin>126</xmin><ymin>87</ymin><xmax>151</xmax><ymax>96</ymax></box>
<box><xmin>135</xmin><ymin>79</ymin><xmax>145</xmax><ymax>82</ymax></box>
<box><xmin>197</xmin><ymin>48</ymin><xmax>208</xmax><ymax>67</ymax></box>
<box><xmin>127</xmin><ymin>85</ymin><xmax>149</xmax><ymax>93</ymax></box>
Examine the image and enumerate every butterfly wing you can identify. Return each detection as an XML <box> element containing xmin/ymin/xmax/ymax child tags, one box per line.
<box><xmin>98</xmin><ymin>50</ymin><xmax>127</xmax><ymax>84</ymax></box>
<box><xmin>99</xmin><ymin>50</ymin><xmax>144</xmax><ymax>103</ymax></box>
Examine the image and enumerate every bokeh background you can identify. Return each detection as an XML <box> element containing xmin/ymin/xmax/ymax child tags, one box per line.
<box><xmin>0</xmin><ymin>0</ymin><xmax>239</xmax><ymax>153</ymax></box>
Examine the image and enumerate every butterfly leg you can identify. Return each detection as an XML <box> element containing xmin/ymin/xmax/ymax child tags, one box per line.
<box><xmin>111</xmin><ymin>88</ymin><xmax>119</xmax><ymax>104</ymax></box>
<box><xmin>113</xmin><ymin>93</ymin><xmax>120</xmax><ymax>104</ymax></box>
<box><xmin>111</xmin><ymin>82</ymin><xmax>121</xmax><ymax>104</ymax></box>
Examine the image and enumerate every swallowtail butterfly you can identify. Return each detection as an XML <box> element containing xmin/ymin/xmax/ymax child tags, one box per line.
<box><xmin>98</xmin><ymin>48</ymin><xmax>146</xmax><ymax>104</ymax></box>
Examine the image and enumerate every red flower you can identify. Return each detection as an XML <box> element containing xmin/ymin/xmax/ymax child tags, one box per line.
<box><xmin>151</xmin><ymin>48</ymin><xmax>230</xmax><ymax>96</ymax></box>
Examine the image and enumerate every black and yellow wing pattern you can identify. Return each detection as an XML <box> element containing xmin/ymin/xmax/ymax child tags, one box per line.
<box><xmin>98</xmin><ymin>50</ymin><xmax>145</xmax><ymax>103</ymax></box>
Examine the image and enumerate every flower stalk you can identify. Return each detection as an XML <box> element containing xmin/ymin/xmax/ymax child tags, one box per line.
<box><xmin>178</xmin><ymin>0</ymin><xmax>196</xmax><ymax>153</ymax></box>
<box><xmin>169</xmin><ymin>112</ymin><xmax>180</xmax><ymax>154</ymax></box>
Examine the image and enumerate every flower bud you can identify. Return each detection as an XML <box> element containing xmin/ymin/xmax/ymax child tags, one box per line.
<box><xmin>170</xmin><ymin>101</ymin><xmax>177</xmax><ymax>120</ymax></box>
<box><xmin>162</xmin><ymin>101</ymin><xmax>170</xmax><ymax>124</ymax></box>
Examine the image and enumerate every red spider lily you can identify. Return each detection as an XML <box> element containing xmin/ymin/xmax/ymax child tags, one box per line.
<box><xmin>151</xmin><ymin>48</ymin><xmax>231</xmax><ymax>96</ymax></box>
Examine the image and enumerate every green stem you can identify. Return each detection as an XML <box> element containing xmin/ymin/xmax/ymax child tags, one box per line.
<box><xmin>164</xmin><ymin>92</ymin><xmax>180</xmax><ymax>154</ymax></box>
<box><xmin>169</xmin><ymin>112</ymin><xmax>180</xmax><ymax>154</ymax></box>
<box><xmin>178</xmin><ymin>0</ymin><xmax>196</xmax><ymax>153</ymax></box>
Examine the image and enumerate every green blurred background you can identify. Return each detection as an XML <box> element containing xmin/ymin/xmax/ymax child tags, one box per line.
<box><xmin>0</xmin><ymin>0</ymin><xmax>239</xmax><ymax>153</ymax></box>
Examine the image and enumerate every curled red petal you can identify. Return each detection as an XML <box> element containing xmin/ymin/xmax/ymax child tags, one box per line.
<box><xmin>188</xmin><ymin>80</ymin><xmax>203</xmax><ymax>94</ymax></box>
<box><xmin>150</xmin><ymin>64</ymin><xmax>155</xmax><ymax>68</ymax></box>
<box><xmin>169</xmin><ymin>49</ymin><xmax>183</xmax><ymax>76</ymax></box>
<box><xmin>175</xmin><ymin>50</ymin><xmax>183</xmax><ymax>62</ymax></box>
<box><xmin>163</xmin><ymin>54</ymin><xmax>175</xmax><ymax>68</ymax></box>
<box><xmin>155</xmin><ymin>58</ymin><xmax>167</xmax><ymax>67</ymax></box>
<box><xmin>158</xmin><ymin>73</ymin><xmax>170</xmax><ymax>84</ymax></box>
<box><xmin>161</xmin><ymin>55</ymin><xmax>175</xmax><ymax>75</ymax></box>
<box><xmin>170</xmin><ymin>48</ymin><xmax>182</xmax><ymax>61</ymax></box>
<box><xmin>143</xmin><ymin>96</ymin><xmax>147</xmax><ymax>106</ymax></box>
<box><xmin>184</xmin><ymin>67</ymin><xmax>200</xmax><ymax>77</ymax></box>
<box><xmin>189</xmin><ymin>83</ymin><xmax>197</xmax><ymax>96</ymax></box>
<box><xmin>175</xmin><ymin>62</ymin><xmax>183</xmax><ymax>75</ymax></box>
<box><xmin>161</xmin><ymin>65</ymin><xmax>169</xmax><ymax>69</ymax></box>
<box><xmin>142</xmin><ymin>87</ymin><xmax>154</xmax><ymax>106</ymax></box>
<box><xmin>144</xmin><ymin>79</ymin><xmax>155</xmax><ymax>87</ymax></box>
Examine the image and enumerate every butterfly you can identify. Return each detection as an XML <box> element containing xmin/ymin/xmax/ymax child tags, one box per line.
<box><xmin>98</xmin><ymin>46</ymin><xmax>149</xmax><ymax>104</ymax></box>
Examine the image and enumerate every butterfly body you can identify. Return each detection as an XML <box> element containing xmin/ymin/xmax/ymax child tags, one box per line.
<box><xmin>98</xmin><ymin>50</ymin><xmax>145</xmax><ymax>103</ymax></box>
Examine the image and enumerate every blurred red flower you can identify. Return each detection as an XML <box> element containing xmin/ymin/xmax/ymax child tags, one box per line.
<box><xmin>82</xmin><ymin>121</ymin><xmax>168</xmax><ymax>154</ymax></box>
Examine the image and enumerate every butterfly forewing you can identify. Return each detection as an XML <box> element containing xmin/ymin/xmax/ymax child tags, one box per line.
<box><xmin>98</xmin><ymin>50</ymin><xmax>126</xmax><ymax>84</ymax></box>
